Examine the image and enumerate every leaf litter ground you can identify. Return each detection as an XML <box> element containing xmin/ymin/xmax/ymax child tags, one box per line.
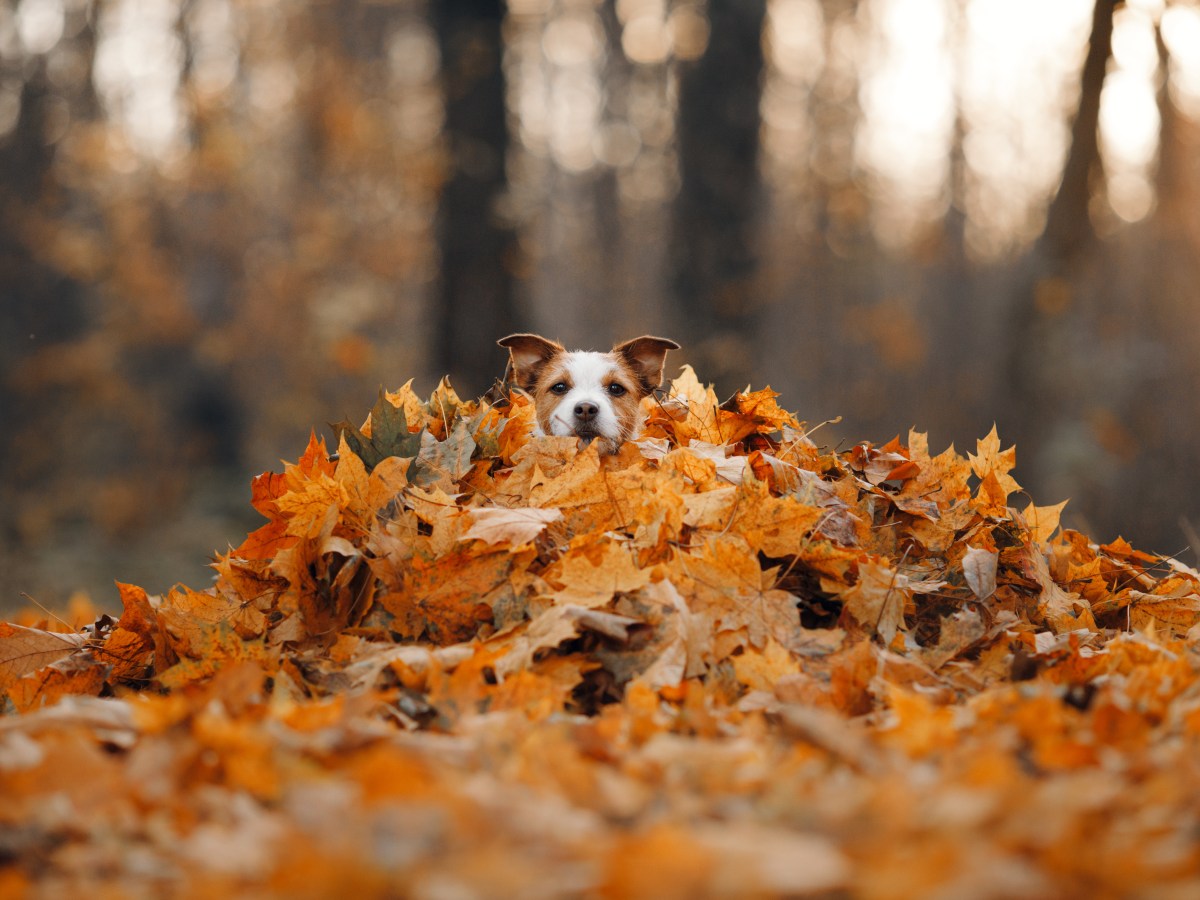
<box><xmin>5</xmin><ymin>368</ymin><xmax>1200</xmax><ymax>897</ymax></box>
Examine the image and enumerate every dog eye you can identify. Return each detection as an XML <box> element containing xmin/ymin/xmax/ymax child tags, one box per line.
<box><xmin>551</xmin><ymin>382</ymin><xmax>569</xmax><ymax>395</ymax></box>
<box><xmin>607</xmin><ymin>383</ymin><xmax>627</xmax><ymax>397</ymax></box>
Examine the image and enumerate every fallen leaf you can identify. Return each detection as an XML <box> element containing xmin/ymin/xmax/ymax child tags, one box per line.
<box><xmin>963</xmin><ymin>547</ymin><xmax>999</xmax><ymax>599</ymax></box>
<box><xmin>840</xmin><ymin>561</ymin><xmax>909</xmax><ymax>644</ymax></box>
<box><xmin>460</xmin><ymin>506</ymin><xmax>563</xmax><ymax>546</ymax></box>
<box><xmin>0</xmin><ymin>623</ymin><xmax>88</xmax><ymax>691</ymax></box>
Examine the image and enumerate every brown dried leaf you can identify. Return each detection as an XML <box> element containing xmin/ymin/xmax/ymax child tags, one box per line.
<box><xmin>460</xmin><ymin>506</ymin><xmax>563</xmax><ymax>546</ymax></box>
<box><xmin>0</xmin><ymin>623</ymin><xmax>87</xmax><ymax>691</ymax></box>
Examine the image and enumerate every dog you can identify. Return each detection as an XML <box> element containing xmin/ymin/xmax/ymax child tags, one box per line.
<box><xmin>498</xmin><ymin>333</ymin><xmax>680</xmax><ymax>454</ymax></box>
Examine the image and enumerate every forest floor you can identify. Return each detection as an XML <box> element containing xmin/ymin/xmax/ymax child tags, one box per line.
<box><xmin>4</xmin><ymin>370</ymin><xmax>1200</xmax><ymax>897</ymax></box>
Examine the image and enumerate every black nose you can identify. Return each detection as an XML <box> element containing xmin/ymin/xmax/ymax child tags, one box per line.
<box><xmin>574</xmin><ymin>401</ymin><xmax>599</xmax><ymax>422</ymax></box>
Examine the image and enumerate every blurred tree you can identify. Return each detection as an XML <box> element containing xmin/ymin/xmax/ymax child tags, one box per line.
<box><xmin>1039</xmin><ymin>0</ymin><xmax>1116</xmax><ymax>264</ymax></box>
<box><xmin>433</xmin><ymin>0</ymin><xmax>516</xmax><ymax>396</ymax></box>
<box><xmin>1003</xmin><ymin>0</ymin><xmax>1117</xmax><ymax>509</ymax></box>
<box><xmin>670</xmin><ymin>0</ymin><xmax>767</xmax><ymax>393</ymax></box>
<box><xmin>4</xmin><ymin>0</ymin><xmax>1200</xmax><ymax>609</ymax></box>
<box><xmin>0</xmin><ymin>5</ymin><xmax>95</xmax><ymax>530</ymax></box>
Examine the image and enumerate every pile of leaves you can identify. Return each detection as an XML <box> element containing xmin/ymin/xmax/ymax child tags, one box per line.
<box><xmin>5</xmin><ymin>368</ymin><xmax>1200</xmax><ymax>897</ymax></box>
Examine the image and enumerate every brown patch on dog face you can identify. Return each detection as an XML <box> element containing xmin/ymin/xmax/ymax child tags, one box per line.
<box><xmin>602</xmin><ymin>362</ymin><xmax>644</xmax><ymax>431</ymax></box>
<box><xmin>530</xmin><ymin>357</ymin><xmax>573</xmax><ymax>436</ymax></box>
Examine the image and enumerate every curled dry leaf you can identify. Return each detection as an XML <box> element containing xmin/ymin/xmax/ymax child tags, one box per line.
<box><xmin>962</xmin><ymin>546</ymin><xmax>999</xmax><ymax>599</ymax></box>
<box><xmin>460</xmin><ymin>506</ymin><xmax>563</xmax><ymax>546</ymax></box>
<box><xmin>0</xmin><ymin>623</ymin><xmax>87</xmax><ymax>690</ymax></box>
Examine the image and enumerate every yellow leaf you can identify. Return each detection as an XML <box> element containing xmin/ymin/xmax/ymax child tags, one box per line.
<box><xmin>544</xmin><ymin>539</ymin><xmax>654</xmax><ymax>608</ymax></box>
<box><xmin>731</xmin><ymin>637</ymin><xmax>802</xmax><ymax>691</ymax></box>
<box><xmin>1022</xmin><ymin>499</ymin><xmax>1069</xmax><ymax>543</ymax></box>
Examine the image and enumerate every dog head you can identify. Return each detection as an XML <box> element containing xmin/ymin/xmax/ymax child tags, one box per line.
<box><xmin>498</xmin><ymin>333</ymin><xmax>680</xmax><ymax>453</ymax></box>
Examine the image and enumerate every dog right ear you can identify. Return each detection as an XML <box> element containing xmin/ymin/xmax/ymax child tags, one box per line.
<box><xmin>498</xmin><ymin>333</ymin><xmax>564</xmax><ymax>391</ymax></box>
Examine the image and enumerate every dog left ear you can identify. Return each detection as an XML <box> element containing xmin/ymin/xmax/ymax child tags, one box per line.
<box><xmin>613</xmin><ymin>336</ymin><xmax>680</xmax><ymax>394</ymax></box>
<box><xmin>498</xmin><ymin>333</ymin><xmax>564</xmax><ymax>391</ymax></box>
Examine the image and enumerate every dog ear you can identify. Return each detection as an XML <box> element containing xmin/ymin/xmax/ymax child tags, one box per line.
<box><xmin>613</xmin><ymin>336</ymin><xmax>680</xmax><ymax>394</ymax></box>
<box><xmin>498</xmin><ymin>333</ymin><xmax>565</xmax><ymax>390</ymax></box>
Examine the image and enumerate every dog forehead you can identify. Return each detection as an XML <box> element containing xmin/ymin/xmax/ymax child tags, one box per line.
<box><xmin>563</xmin><ymin>351</ymin><xmax>621</xmax><ymax>389</ymax></box>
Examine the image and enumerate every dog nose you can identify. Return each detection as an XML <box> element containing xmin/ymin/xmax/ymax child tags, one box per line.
<box><xmin>574</xmin><ymin>401</ymin><xmax>599</xmax><ymax>421</ymax></box>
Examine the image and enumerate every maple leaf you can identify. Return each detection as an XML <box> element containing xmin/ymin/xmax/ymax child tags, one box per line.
<box><xmin>840</xmin><ymin>560</ymin><xmax>909</xmax><ymax>644</ymax></box>
<box><xmin>380</xmin><ymin>544</ymin><xmax>530</xmax><ymax>644</ymax></box>
<box><xmin>917</xmin><ymin>607</ymin><xmax>989</xmax><ymax>670</ymax></box>
<box><xmin>543</xmin><ymin>537</ymin><xmax>654</xmax><ymax>609</ymax></box>
<box><xmin>968</xmin><ymin>425</ymin><xmax>1020</xmax><ymax>509</ymax></box>
<box><xmin>682</xmin><ymin>440</ymin><xmax>750</xmax><ymax>484</ymax></box>
<box><xmin>102</xmin><ymin>581</ymin><xmax>173</xmax><ymax>678</ymax></box>
<box><xmin>160</xmin><ymin>584</ymin><xmax>268</xmax><ymax>648</ymax></box>
<box><xmin>682</xmin><ymin>485</ymin><xmax>737</xmax><ymax>531</ymax></box>
<box><xmin>850</xmin><ymin>440</ymin><xmax>919</xmax><ymax>486</ymax></box>
<box><xmin>412</xmin><ymin>415</ymin><xmax>478</xmax><ymax>489</ymax></box>
<box><xmin>634</xmin><ymin>578</ymin><xmax>710</xmax><ymax>684</ymax></box>
<box><xmin>645</xmin><ymin>364</ymin><xmax>723</xmax><ymax>444</ymax></box>
<box><xmin>681</xmin><ymin>538</ymin><xmax>803</xmax><ymax>651</ymax></box>
<box><xmin>154</xmin><ymin>627</ymin><xmax>273</xmax><ymax>690</ymax></box>
<box><xmin>715</xmin><ymin>387</ymin><xmax>801</xmax><ymax>444</ymax></box>
<box><xmin>7</xmin><ymin>653</ymin><xmax>108</xmax><ymax>712</ymax></box>
<box><xmin>235</xmin><ymin>518</ymin><xmax>295</xmax><ymax>561</ymax></box>
<box><xmin>731</xmin><ymin>637</ymin><xmax>802</xmax><ymax>691</ymax></box>
<box><xmin>890</xmin><ymin>431</ymin><xmax>974</xmax><ymax>530</ymax></box>
<box><xmin>383</xmin><ymin>379</ymin><xmax>429</xmax><ymax>431</ymax></box>
<box><xmin>1021</xmin><ymin>499</ymin><xmax>1069</xmax><ymax>543</ymax></box>
<box><xmin>1127</xmin><ymin>583</ymin><xmax>1200</xmax><ymax>634</ymax></box>
<box><xmin>1007</xmin><ymin>544</ymin><xmax>1093</xmax><ymax>633</ymax></box>
<box><xmin>332</xmin><ymin>389</ymin><xmax>425</xmax><ymax>471</ymax></box>
<box><xmin>719</xmin><ymin>478</ymin><xmax>825</xmax><ymax>557</ymax></box>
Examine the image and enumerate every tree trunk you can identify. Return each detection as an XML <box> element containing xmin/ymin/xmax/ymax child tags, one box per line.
<box><xmin>670</xmin><ymin>0</ymin><xmax>767</xmax><ymax>394</ymax></box>
<box><xmin>1001</xmin><ymin>0</ymin><xmax>1118</xmax><ymax>527</ymax></box>
<box><xmin>432</xmin><ymin>0</ymin><xmax>516</xmax><ymax>396</ymax></box>
<box><xmin>1038</xmin><ymin>0</ymin><xmax>1117</xmax><ymax>264</ymax></box>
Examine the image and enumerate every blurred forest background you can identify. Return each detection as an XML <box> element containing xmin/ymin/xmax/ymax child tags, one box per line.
<box><xmin>2</xmin><ymin>0</ymin><xmax>1200</xmax><ymax>611</ymax></box>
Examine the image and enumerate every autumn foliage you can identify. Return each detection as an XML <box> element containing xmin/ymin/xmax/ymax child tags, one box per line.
<box><xmin>5</xmin><ymin>368</ymin><xmax>1200</xmax><ymax>896</ymax></box>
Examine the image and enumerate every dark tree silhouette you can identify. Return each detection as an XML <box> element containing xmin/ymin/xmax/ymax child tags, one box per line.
<box><xmin>1001</xmin><ymin>0</ymin><xmax>1120</xmax><ymax>536</ymax></box>
<box><xmin>433</xmin><ymin>0</ymin><xmax>517</xmax><ymax>396</ymax></box>
<box><xmin>1039</xmin><ymin>0</ymin><xmax>1118</xmax><ymax>263</ymax></box>
<box><xmin>0</xmin><ymin>41</ymin><xmax>92</xmax><ymax>491</ymax></box>
<box><xmin>670</xmin><ymin>0</ymin><xmax>767</xmax><ymax>393</ymax></box>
